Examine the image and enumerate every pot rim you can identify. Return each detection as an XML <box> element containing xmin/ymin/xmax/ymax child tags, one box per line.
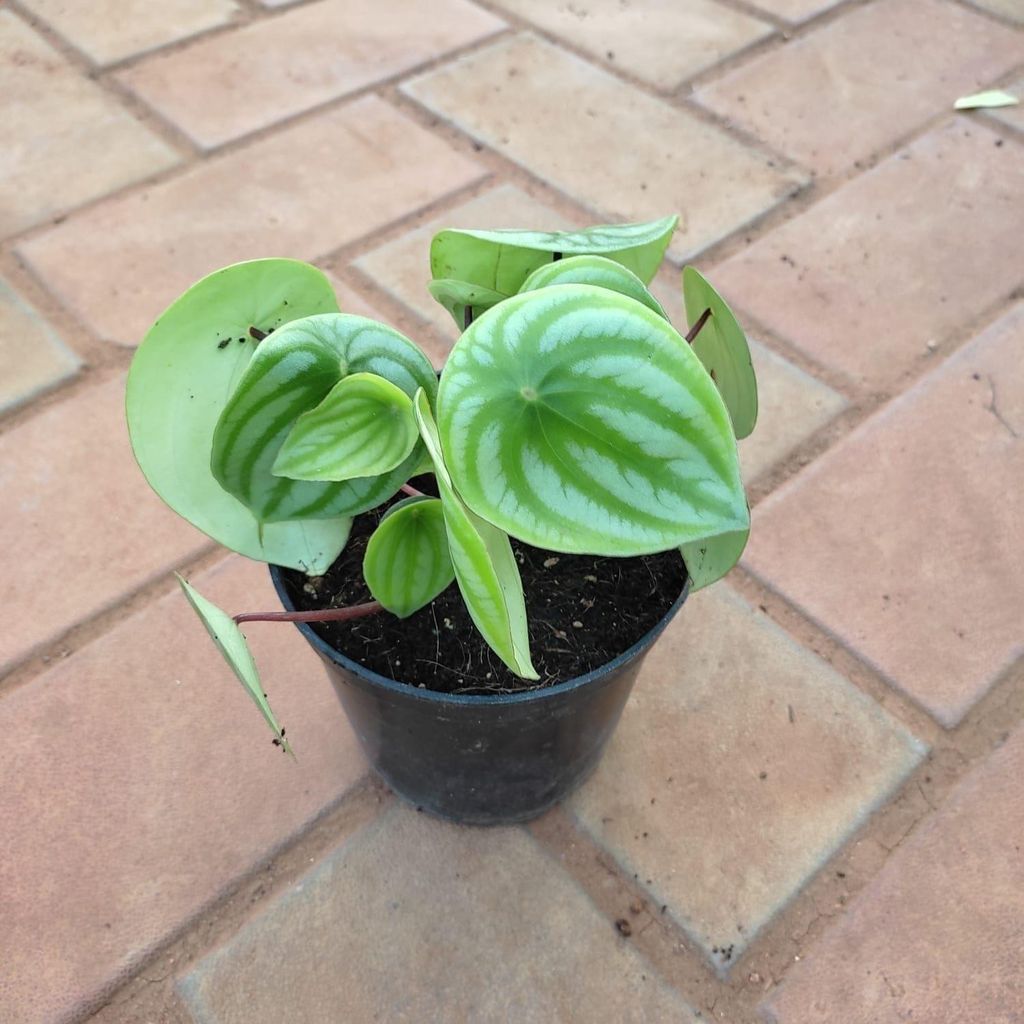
<box><xmin>269</xmin><ymin>564</ymin><xmax>690</xmax><ymax>708</ymax></box>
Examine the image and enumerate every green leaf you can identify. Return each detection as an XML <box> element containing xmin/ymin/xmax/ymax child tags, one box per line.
<box><xmin>177</xmin><ymin>574</ymin><xmax>293</xmax><ymax>756</ymax></box>
<box><xmin>682</xmin><ymin>266</ymin><xmax>758</xmax><ymax>440</ymax></box>
<box><xmin>679</xmin><ymin>523</ymin><xmax>749</xmax><ymax>592</ymax></box>
<box><xmin>273</xmin><ymin>372</ymin><xmax>418</xmax><ymax>482</ymax></box>
<box><xmin>126</xmin><ymin>259</ymin><xmax>350</xmax><ymax>573</ymax></box>
<box><xmin>211</xmin><ymin>314</ymin><xmax>438</xmax><ymax>523</ymax></box>
<box><xmin>954</xmin><ymin>90</ymin><xmax>1018</xmax><ymax>110</ymax></box>
<box><xmin>429</xmin><ymin>215</ymin><xmax>677</xmax><ymax>327</ymax></box>
<box><xmin>519</xmin><ymin>255</ymin><xmax>668</xmax><ymax>319</ymax></box>
<box><xmin>427</xmin><ymin>279</ymin><xmax>507</xmax><ymax>330</ymax></box>
<box><xmin>437</xmin><ymin>284</ymin><xmax>749</xmax><ymax>557</ymax></box>
<box><xmin>414</xmin><ymin>391</ymin><xmax>538</xmax><ymax>680</ymax></box>
<box><xmin>364</xmin><ymin>496</ymin><xmax>455</xmax><ymax>618</ymax></box>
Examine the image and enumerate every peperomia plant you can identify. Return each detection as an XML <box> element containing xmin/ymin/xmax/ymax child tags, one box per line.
<box><xmin>127</xmin><ymin>215</ymin><xmax>758</xmax><ymax>752</ymax></box>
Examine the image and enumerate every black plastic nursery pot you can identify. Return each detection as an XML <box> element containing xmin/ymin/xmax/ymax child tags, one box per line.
<box><xmin>271</xmin><ymin>566</ymin><xmax>690</xmax><ymax>826</ymax></box>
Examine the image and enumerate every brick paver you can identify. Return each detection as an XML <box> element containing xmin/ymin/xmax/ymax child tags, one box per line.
<box><xmin>0</xmin><ymin>557</ymin><xmax>366</xmax><ymax>1024</ymax></box>
<box><xmin>3</xmin><ymin>1</ymin><xmax>1023</xmax><ymax>1021</ymax></box>
<box><xmin>570</xmin><ymin>587</ymin><xmax>923</xmax><ymax>966</ymax></box>
<box><xmin>696</xmin><ymin>0</ymin><xmax>1024</xmax><ymax>177</ymax></box>
<box><xmin>745</xmin><ymin>303</ymin><xmax>1024</xmax><ymax>727</ymax></box>
<box><xmin>0</xmin><ymin>10</ymin><xmax>179</xmax><ymax>236</ymax></box>
<box><xmin>487</xmin><ymin>0</ymin><xmax>772</xmax><ymax>88</ymax></box>
<box><xmin>0</xmin><ymin>277</ymin><xmax>79</xmax><ymax>413</ymax></box>
<box><xmin>180</xmin><ymin>807</ymin><xmax>700</xmax><ymax>1023</ymax></box>
<box><xmin>403</xmin><ymin>33</ymin><xmax>808</xmax><ymax>262</ymax></box>
<box><xmin>764</xmin><ymin>722</ymin><xmax>1024</xmax><ymax>1023</ymax></box>
<box><xmin>0</xmin><ymin>375</ymin><xmax>209</xmax><ymax>672</ymax></box>
<box><xmin>18</xmin><ymin>97</ymin><xmax>484</xmax><ymax>345</ymax></box>
<box><xmin>712</xmin><ymin>121</ymin><xmax>1024</xmax><ymax>391</ymax></box>
<box><xmin>116</xmin><ymin>0</ymin><xmax>506</xmax><ymax>149</ymax></box>
<box><xmin>20</xmin><ymin>0</ymin><xmax>242</xmax><ymax>65</ymax></box>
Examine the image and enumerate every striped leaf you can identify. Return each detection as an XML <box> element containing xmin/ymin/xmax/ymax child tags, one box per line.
<box><xmin>273</xmin><ymin>372</ymin><xmax>418</xmax><ymax>482</ymax></box>
<box><xmin>126</xmin><ymin>258</ymin><xmax>350</xmax><ymax>574</ymax></box>
<box><xmin>519</xmin><ymin>255</ymin><xmax>668</xmax><ymax>319</ymax></box>
<box><xmin>177</xmin><ymin>574</ymin><xmax>292</xmax><ymax>755</ymax></box>
<box><xmin>429</xmin><ymin>215</ymin><xmax>677</xmax><ymax>327</ymax></box>
<box><xmin>364</xmin><ymin>496</ymin><xmax>455</xmax><ymax>618</ymax></box>
<box><xmin>680</xmin><ymin>523</ymin><xmax>749</xmax><ymax>592</ymax></box>
<box><xmin>437</xmin><ymin>285</ymin><xmax>749</xmax><ymax>557</ymax></box>
<box><xmin>414</xmin><ymin>391</ymin><xmax>538</xmax><ymax>680</ymax></box>
<box><xmin>427</xmin><ymin>279</ymin><xmax>506</xmax><ymax>330</ymax></box>
<box><xmin>683</xmin><ymin>267</ymin><xmax>758</xmax><ymax>440</ymax></box>
<box><xmin>211</xmin><ymin>314</ymin><xmax>438</xmax><ymax>524</ymax></box>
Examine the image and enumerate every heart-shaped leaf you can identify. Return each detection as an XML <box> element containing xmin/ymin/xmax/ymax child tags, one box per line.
<box><xmin>437</xmin><ymin>284</ymin><xmax>748</xmax><ymax>557</ymax></box>
<box><xmin>679</xmin><ymin>523</ymin><xmax>749</xmax><ymax>592</ymax></box>
<box><xmin>273</xmin><ymin>372</ymin><xmax>418</xmax><ymax>482</ymax></box>
<box><xmin>519</xmin><ymin>254</ymin><xmax>668</xmax><ymax>319</ymax></box>
<box><xmin>682</xmin><ymin>266</ymin><xmax>758</xmax><ymax>440</ymax></box>
<box><xmin>364</xmin><ymin>496</ymin><xmax>455</xmax><ymax>618</ymax></box>
<box><xmin>429</xmin><ymin>215</ymin><xmax>677</xmax><ymax>327</ymax></box>
<box><xmin>414</xmin><ymin>391</ymin><xmax>537</xmax><ymax>680</ymax></box>
<box><xmin>177</xmin><ymin>574</ymin><xmax>292</xmax><ymax>755</ymax></box>
<box><xmin>427</xmin><ymin>279</ymin><xmax>507</xmax><ymax>330</ymax></box>
<box><xmin>126</xmin><ymin>259</ymin><xmax>350</xmax><ymax>573</ymax></box>
<box><xmin>211</xmin><ymin>314</ymin><xmax>438</xmax><ymax>524</ymax></box>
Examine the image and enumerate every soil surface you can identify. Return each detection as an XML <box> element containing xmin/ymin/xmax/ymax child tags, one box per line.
<box><xmin>279</xmin><ymin>489</ymin><xmax>688</xmax><ymax>695</ymax></box>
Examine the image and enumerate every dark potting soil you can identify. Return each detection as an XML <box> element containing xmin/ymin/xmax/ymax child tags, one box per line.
<box><xmin>278</xmin><ymin>494</ymin><xmax>687</xmax><ymax>696</ymax></box>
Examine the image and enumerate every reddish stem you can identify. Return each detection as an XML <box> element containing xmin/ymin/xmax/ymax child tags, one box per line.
<box><xmin>233</xmin><ymin>601</ymin><xmax>383</xmax><ymax>626</ymax></box>
<box><xmin>685</xmin><ymin>307</ymin><xmax>712</xmax><ymax>344</ymax></box>
<box><xmin>400</xmin><ymin>483</ymin><xmax>425</xmax><ymax>497</ymax></box>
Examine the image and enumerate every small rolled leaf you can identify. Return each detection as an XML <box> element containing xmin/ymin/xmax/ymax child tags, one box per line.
<box><xmin>679</xmin><ymin>523</ymin><xmax>749</xmax><ymax>592</ymax></box>
<box><xmin>126</xmin><ymin>258</ymin><xmax>350</xmax><ymax>573</ymax></box>
<box><xmin>177</xmin><ymin>574</ymin><xmax>292</xmax><ymax>755</ymax></box>
<box><xmin>364</xmin><ymin>497</ymin><xmax>455</xmax><ymax>618</ymax></box>
<box><xmin>211</xmin><ymin>314</ymin><xmax>437</xmax><ymax>523</ymax></box>
<box><xmin>682</xmin><ymin>266</ymin><xmax>758</xmax><ymax>440</ymax></box>
<box><xmin>437</xmin><ymin>285</ymin><xmax>749</xmax><ymax>557</ymax></box>
<box><xmin>954</xmin><ymin>90</ymin><xmax>1018</xmax><ymax>110</ymax></box>
<box><xmin>430</xmin><ymin>215</ymin><xmax>677</xmax><ymax>327</ymax></box>
<box><xmin>273</xmin><ymin>372</ymin><xmax>418</xmax><ymax>482</ymax></box>
<box><xmin>414</xmin><ymin>391</ymin><xmax>537</xmax><ymax>680</ymax></box>
<box><xmin>519</xmin><ymin>255</ymin><xmax>668</xmax><ymax>319</ymax></box>
<box><xmin>428</xmin><ymin>279</ymin><xmax>506</xmax><ymax>329</ymax></box>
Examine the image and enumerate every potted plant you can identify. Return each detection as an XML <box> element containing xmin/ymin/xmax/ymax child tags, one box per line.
<box><xmin>126</xmin><ymin>215</ymin><xmax>757</xmax><ymax>824</ymax></box>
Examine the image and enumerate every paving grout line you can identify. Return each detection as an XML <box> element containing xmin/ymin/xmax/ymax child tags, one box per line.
<box><xmin>677</xmin><ymin>0</ymin><xmax>879</xmax><ymax>93</ymax></box>
<box><xmin>80</xmin><ymin>776</ymin><xmax>394</xmax><ymax>1024</ymax></box>
<box><xmin>529</xmin><ymin>807</ymin><xmax>760</xmax><ymax>1024</ymax></box>
<box><xmin>729</xmin><ymin>568</ymin><xmax>946</xmax><ymax>744</ymax></box>
<box><xmin>5</xmin><ymin>0</ymin><xmax>204</xmax><ymax>163</ymax></box>
<box><xmin>0</xmin><ymin>543</ymin><xmax>222</xmax><ymax>700</ymax></box>
<box><xmin>7</xmin><ymin>0</ymin><xmax>260</xmax><ymax>74</ymax></box>
<box><xmin>0</xmin><ymin>19</ymin><xmax>517</xmax><ymax>255</ymax></box>
<box><xmin>948</xmin><ymin>0</ymin><xmax>1024</xmax><ymax>28</ymax></box>
<box><xmin>529</xmin><ymin>653</ymin><xmax>1024</xmax><ymax>1020</ymax></box>
<box><xmin>99</xmin><ymin>19</ymin><xmax>515</xmax><ymax>158</ymax></box>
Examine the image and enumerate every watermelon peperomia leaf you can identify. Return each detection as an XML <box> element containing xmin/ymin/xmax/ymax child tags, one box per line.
<box><xmin>210</xmin><ymin>314</ymin><xmax>437</xmax><ymax>524</ymax></box>
<box><xmin>429</xmin><ymin>214</ymin><xmax>677</xmax><ymax>327</ymax></box>
<box><xmin>436</xmin><ymin>284</ymin><xmax>749</xmax><ymax>557</ymax></box>
<box><xmin>363</xmin><ymin>496</ymin><xmax>455</xmax><ymax>618</ymax></box>
<box><xmin>126</xmin><ymin>259</ymin><xmax>350</xmax><ymax>573</ymax></box>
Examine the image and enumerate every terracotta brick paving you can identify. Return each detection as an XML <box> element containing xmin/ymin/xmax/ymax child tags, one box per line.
<box><xmin>1</xmin><ymin>2</ymin><xmax>1021</xmax><ymax>1022</ymax></box>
